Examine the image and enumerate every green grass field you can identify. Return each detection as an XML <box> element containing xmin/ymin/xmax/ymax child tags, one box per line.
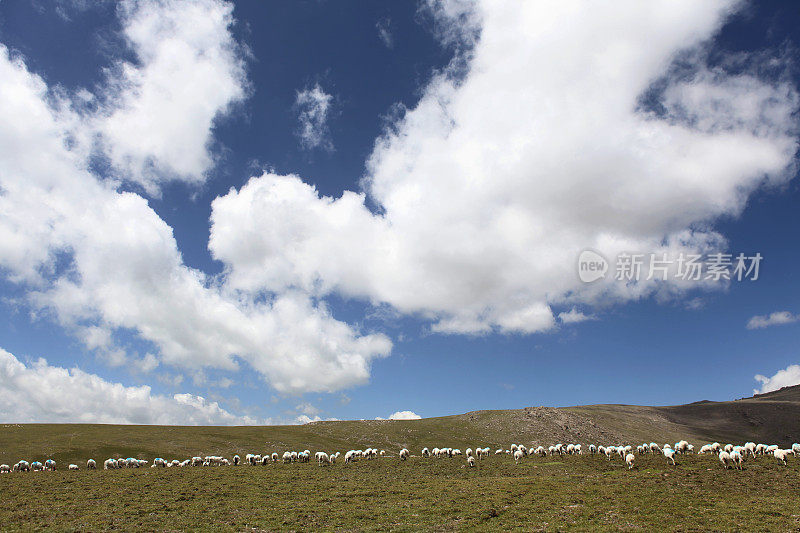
<box><xmin>3</xmin><ymin>387</ymin><xmax>800</xmax><ymax>531</ymax></box>
<box><xmin>2</xmin><ymin>453</ymin><xmax>799</xmax><ymax>531</ymax></box>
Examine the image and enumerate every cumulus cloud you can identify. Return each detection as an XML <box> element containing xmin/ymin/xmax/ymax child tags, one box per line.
<box><xmin>746</xmin><ymin>311</ymin><xmax>800</xmax><ymax>330</ymax></box>
<box><xmin>209</xmin><ymin>0</ymin><xmax>798</xmax><ymax>336</ymax></box>
<box><xmin>388</xmin><ymin>410</ymin><xmax>421</xmax><ymax>420</ymax></box>
<box><xmin>754</xmin><ymin>364</ymin><xmax>800</xmax><ymax>395</ymax></box>
<box><xmin>0</xmin><ymin>41</ymin><xmax>390</xmax><ymax>395</ymax></box>
<box><xmin>96</xmin><ymin>0</ymin><xmax>247</xmax><ymax>195</ymax></box>
<box><xmin>558</xmin><ymin>308</ymin><xmax>597</xmax><ymax>325</ymax></box>
<box><xmin>295</xmin><ymin>83</ymin><xmax>334</xmax><ymax>151</ymax></box>
<box><xmin>0</xmin><ymin>347</ymin><xmax>259</xmax><ymax>424</ymax></box>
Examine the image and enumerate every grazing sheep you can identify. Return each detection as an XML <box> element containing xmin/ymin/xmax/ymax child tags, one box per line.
<box><xmin>271</xmin><ymin>453</ymin><xmax>278</xmax><ymax>462</ymax></box>
<box><xmin>774</xmin><ymin>449</ymin><xmax>791</xmax><ymax>466</ymax></box>
<box><xmin>399</xmin><ymin>448</ymin><xmax>410</xmax><ymax>461</ymax></box>
<box><xmin>191</xmin><ymin>457</ymin><xmax>202</xmax><ymax>467</ymax></box>
<box><xmin>87</xmin><ymin>459</ymin><xmax>96</xmax><ymax>470</ymax></box>
<box><xmin>625</xmin><ymin>453</ymin><xmax>635</xmax><ymax>469</ymax></box>
<box><xmin>675</xmin><ymin>440</ymin><xmax>690</xmax><ymax>454</ymax></box>
<box><xmin>467</xmin><ymin>456</ymin><xmax>475</xmax><ymax>467</ymax></box>
<box><xmin>31</xmin><ymin>461</ymin><xmax>43</xmax><ymax>471</ymax></box>
<box><xmin>719</xmin><ymin>450</ymin><xmax>732</xmax><ymax>469</ymax></box>
<box><xmin>68</xmin><ymin>464</ymin><xmax>79</xmax><ymax>471</ymax></box>
<box><xmin>711</xmin><ymin>442</ymin><xmax>721</xmax><ymax>453</ymax></box>
<box><xmin>723</xmin><ymin>444</ymin><xmax>734</xmax><ymax>453</ymax></box>
<box><xmin>0</xmin><ymin>464</ymin><xmax>9</xmax><ymax>473</ymax></box>
<box><xmin>44</xmin><ymin>459</ymin><xmax>56</xmax><ymax>471</ymax></box>
<box><xmin>513</xmin><ymin>449</ymin><xmax>524</xmax><ymax>463</ymax></box>
<box><xmin>588</xmin><ymin>444</ymin><xmax>597</xmax><ymax>455</ymax></box>
<box><xmin>698</xmin><ymin>444</ymin><xmax>713</xmax><ymax>455</ymax></box>
<box><xmin>422</xmin><ymin>447</ymin><xmax>430</xmax><ymax>457</ymax></box>
<box><xmin>662</xmin><ymin>448</ymin><xmax>676</xmax><ymax>466</ymax></box>
<box><xmin>766</xmin><ymin>444</ymin><xmax>779</xmax><ymax>454</ymax></box>
<box><xmin>604</xmin><ymin>447</ymin><xmax>613</xmax><ymax>460</ymax></box>
<box><xmin>317</xmin><ymin>452</ymin><xmax>330</xmax><ymax>466</ymax></box>
<box><xmin>233</xmin><ymin>455</ymin><xmax>240</xmax><ymax>466</ymax></box>
<box><xmin>792</xmin><ymin>443</ymin><xmax>800</xmax><ymax>455</ymax></box>
<box><xmin>755</xmin><ymin>444</ymin><xmax>768</xmax><ymax>456</ymax></box>
<box><xmin>730</xmin><ymin>450</ymin><xmax>743</xmax><ymax>470</ymax></box>
<box><xmin>466</xmin><ymin>448</ymin><xmax>473</xmax><ymax>458</ymax></box>
<box><xmin>103</xmin><ymin>459</ymin><xmax>117</xmax><ymax>470</ymax></box>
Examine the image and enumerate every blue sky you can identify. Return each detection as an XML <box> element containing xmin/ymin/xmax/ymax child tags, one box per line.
<box><xmin>0</xmin><ymin>0</ymin><xmax>798</xmax><ymax>425</ymax></box>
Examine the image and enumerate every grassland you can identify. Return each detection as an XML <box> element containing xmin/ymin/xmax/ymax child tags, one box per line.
<box><xmin>2</xmin><ymin>386</ymin><xmax>800</xmax><ymax>530</ymax></box>
<box><xmin>2</xmin><ymin>453</ymin><xmax>799</xmax><ymax>531</ymax></box>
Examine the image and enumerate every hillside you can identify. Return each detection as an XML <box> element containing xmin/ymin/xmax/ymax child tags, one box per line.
<box><xmin>2</xmin><ymin>385</ymin><xmax>799</xmax><ymax>466</ymax></box>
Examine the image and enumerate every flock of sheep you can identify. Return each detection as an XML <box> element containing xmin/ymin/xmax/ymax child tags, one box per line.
<box><xmin>2</xmin><ymin>440</ymin><xmax>798</xmax><ymax>474</ymax></box>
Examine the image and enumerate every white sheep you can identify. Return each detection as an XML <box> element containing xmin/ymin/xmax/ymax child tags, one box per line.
<box><xmin>103</xmin><ymin>459</ymin><xmax>117</xmax><ymax>470</ymax></box>
<box><xmin>719</xmin><ymin>450</ymin><xmax>732</xmax><ymax>469</ymax></box>
<box><xmin>233</xmin><ymin>454</ymin><xmax>240</xmax><ymax>466</ymax></box>
<box><xmin>465</xmin><ymin>448</ymin><xmax>473</xmax><ymax>458</ymax></box>
<box><xmin>68</xmin><ymin>464</ymin><xmax>79</xmax><ymax>471</ymax></box>
<box><xmin>730</xmin><ymin>450</ymin><xmax>743</xmax><ymax>470</ymax></box>
<box><xmin>87</xmin><ymin>459</ymin><xmax>96</xmax><ymax>470</ymax></box>
<box><xmin>399</xmin><ymin>448</ymin><xmax>410</xmax><ymax>461</ymax></box>
<box><xmin>317</xmin><ymin>452</ymin><xmax>330</xmax><ymax>466</ymax></box>
<box><xmin>662</xmin><ymin>448</ymin><xmax>676</xmax><ymax>466</ymax></box>
<box><xmin>625</xmin><ymin>453</ymin><xmax>635</xmax><ymax>470</ymax></box>
<box><xmin>421</xmin><ymin>447</ymin><xmax>430</xmax><ymax>457</ymax></box>
<box><xmin>513</xmin><ymin>449</ymin><xmax>524</xmax><ymax>463</ymax></box>
<box><xmin>723</xmin><ymin>444</ymin><xmax>734</xmax><ymax>453</ymax></box>
<box><xmin>0</xmin><ymin>464</ymin><xmax>10</xmax><ymax>473</ymax></box>
<box><xmin>792</xmin><ymin>443</ymin><xmax>800</xmax><ymax>455</ymax></box>
<box><xmin>588</xmin><ymin>444</ymin><xmax>597</xmax><ymax>455</ymax></box>
<box><xmin>467</xmin><ymin>456</ymin><xmax>475</xmax><ymax>467</ymax></box>
<box><xmin>774</xmin><ymin>449</ymin><xmax>791</xmax><ymax>466</ymax></box>
<box><xmin>675</xmin><ymin>440</ymin><xmax>689</xmax><ymax>454</ymax></box>
<box><xmin>744</xmin><ymin>442</ymin><xmax>756</xmax><ymax>457</ymax></box>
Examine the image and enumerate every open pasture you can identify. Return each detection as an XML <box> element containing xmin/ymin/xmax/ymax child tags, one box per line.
<box><xmin>2</xmin><ymin>450</ymin><xmax>800</xmax><ymax>531</ymax></box>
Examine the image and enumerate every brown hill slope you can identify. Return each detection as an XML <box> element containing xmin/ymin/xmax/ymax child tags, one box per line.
<box><xmin>1</xmin><ymin>386</ymin><xmax>799</xmax><ymax>465</ymax></box>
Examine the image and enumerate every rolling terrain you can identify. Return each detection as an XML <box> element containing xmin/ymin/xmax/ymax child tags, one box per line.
<box><xmin>2</xmin><ymin>387</ymin><xmax>800</xmax><ymax>531</ymax></box>
<box><xmin>2</xmin><ymin>385</ymin><xmax>798</xmax><ymax>467</ymax></box>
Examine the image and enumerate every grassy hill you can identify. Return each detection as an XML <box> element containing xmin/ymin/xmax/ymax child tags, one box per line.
<box><xmin>2</xmin><ymin>387</ymin><xmax>800</xmax><ymax>531</ymax></box>
<box><xmin>2</xmin><ymin>385</ymin><xmax>799</xmax><ymax>467</ymax></box>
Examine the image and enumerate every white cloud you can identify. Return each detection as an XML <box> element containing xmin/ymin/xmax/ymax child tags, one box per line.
<box><xmin>388</xmin><ymin>410</ymin><xmax>421</xmax><ymax>420</ymax></box>
<box><xmin>0</xmin><ymin>347</ymin><xmax>259</xmax><ymax>424</ymax></box>
<box><xmin>295</xmin><ymin>83</ymin><xmax>334</xmax><ymax>151</ymax></box>
<box><xmin>295</xmin><ymin>402</ymin><xmax>320</xmax><ymax>417</ymax></box>
<box><xmin>96</xmin><ymin>0</ymin><xmax>247</xmax><ymax>194</ymax></box>
<box><xmin>0</xmin><ymin>44</ymin><xmax>390</xmax><ymax>395</ymax></box>
<box><xmin>558</xmin><ymin>308</ymin><xmax>596</xmax><ymax>324</ymax></box>
<box><xmin>376</xmin><ymin>18</ymin><xmax>393</xmax><ymax>49</ymax></box>
<box><xmin>746</xmin><ymin>311</ymin><xmax>799</xmax><ymax>330</ymax></box>
<box><xmin>209</xmin><ymin>0</ymin><xmax>798</xmax><ymax>336</ymax></box>
<box><xmin>754</xmin><ymin>364</ymin><xmax>800</xmax><ymax>395</ymax></box>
